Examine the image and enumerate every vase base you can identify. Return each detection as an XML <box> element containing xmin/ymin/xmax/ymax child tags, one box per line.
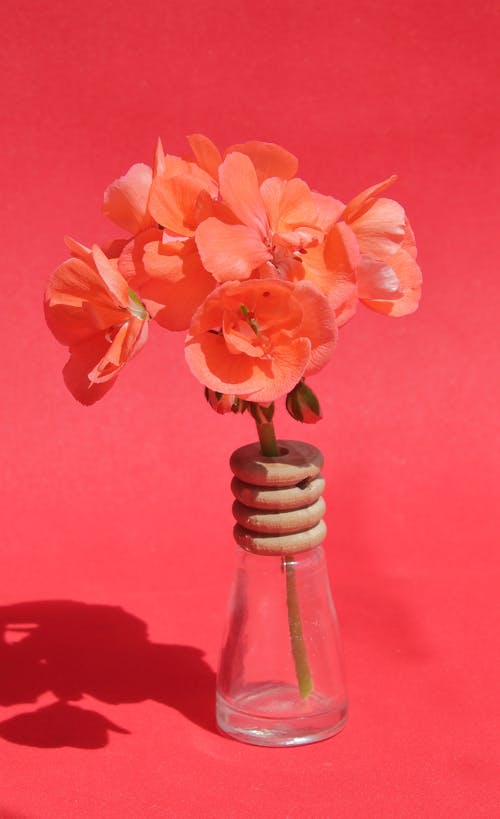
<box><xmin>216</xmin><ymin>684</ymin><xmax>348</xmax><ymax>747</ymax></box>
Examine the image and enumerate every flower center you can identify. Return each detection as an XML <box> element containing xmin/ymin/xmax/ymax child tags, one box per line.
<box><xmin>127</xmin><ymin>288</ymin><xmax>149</xmax><ymax>320</ymax></box>
<box><xmin>240</xmin><ymin>303</ymin><xmax>259</xmax><ymax>335</ymax></box>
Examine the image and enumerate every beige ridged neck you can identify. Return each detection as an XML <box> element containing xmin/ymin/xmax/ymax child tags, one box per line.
<box><xmin>230</xmin><ymin>440</ymin><xmax>326</xmax><ymax>555</ymax></box>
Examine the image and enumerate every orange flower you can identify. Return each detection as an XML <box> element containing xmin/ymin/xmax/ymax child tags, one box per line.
<box><xmin>102</xmin><ymin>139</ymin><xmax>169</xmax><ymax>236</ymax></box>
<box><xmin>187</xmin><ymin>134</ymin><xmax>299</xmax><ymax>185</ymax></box>
<box><xmin>185</xmin><ymin>279</ymin><xmax>336</xmax><ymax>403</ymax></box>
<box><xmin>45</xmin><ymin>245</ymin><xmax>149</xmax><ymax>404</ymax></box>
<box><xmin>190</xmin><ymin>148</ymin><xmax>359</xmax><ymax>325</ymax></box>
<box><xmin>341</xmin><ymin>177</ymin><xmax>422</xmax><ymax>316</ymax></box>
<box><xmin>148</xmin><ymin>137</ymin><xmax>219</xmax><ymax>238</ymax></box>
<box><xmin>284</xmin><ymin>222</ymin><xmax>360</xmax><ymax>327</ymax></box>
<box><xmin>115</xmin><ymin>142</ymin><xmax>221</xmax><ymax>331</ymax></box>
<box><xmin>45</xmin><ymin>134</ymin><xmax>423</xmax><ymax>415</ymax></box>
<box><xmin>103</xmin><ymin>163</ymin><xmax>156</xmax><ymax>235</ymax></box>
<box><xmin>194</xmin><ymin>152</ymin><xmax>330</xmax><ymax>284</ymax></box>
<box><xmin>117</xmin><ymin>227</ymin><xmax>216</xmax><ymax>332</ymax></box>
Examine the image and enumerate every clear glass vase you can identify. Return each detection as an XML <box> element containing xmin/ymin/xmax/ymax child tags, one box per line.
<box><xmin>216</xmin><ymin>440</ymin><xmax>348</xmax><ymax>747</ymax></box>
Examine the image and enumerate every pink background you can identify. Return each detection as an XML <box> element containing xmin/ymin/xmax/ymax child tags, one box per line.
<box><xmin>1</xmin><ymin>0</ymin><xmax>499</xmax><ymax>816</ymax></box>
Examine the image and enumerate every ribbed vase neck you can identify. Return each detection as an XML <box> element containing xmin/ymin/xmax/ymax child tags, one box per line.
<box><xmin>230</xmin><ymin>440</ymin><xmax>327</xmax><ymax>555</ymax></box>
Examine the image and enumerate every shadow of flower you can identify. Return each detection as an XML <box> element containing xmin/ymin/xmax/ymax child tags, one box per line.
<box><xmin>0</xmin><ymin>600</ymin><xmax>217</xmax><ymax>748</ymax></box>
<box><xmin>0</xmin><ymin>701</ymin><xmax>129</xmax><ymax>749</ymax></box>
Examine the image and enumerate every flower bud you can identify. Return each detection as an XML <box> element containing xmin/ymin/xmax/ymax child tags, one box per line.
<box><xmin>285</xmin><ymin>381</ymin><xmax>323</xmax><ymax>424</ymax></box>
<box><xmin>205</xmin><ymin>388</ymin><xmax>246</xmax><ymax>414</ymax></box>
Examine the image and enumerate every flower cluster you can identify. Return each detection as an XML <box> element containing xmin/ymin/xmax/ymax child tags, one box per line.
<box><xmin>45</xmin><ymin>135</ymin><xmax>421</xmax><ymax>416</ymax></box>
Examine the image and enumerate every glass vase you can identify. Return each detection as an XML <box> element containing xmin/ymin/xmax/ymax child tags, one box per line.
<box><xmin>216</xmin><ymin>440</ymin><xmax>348</xmax><ymax>747</ymax></box>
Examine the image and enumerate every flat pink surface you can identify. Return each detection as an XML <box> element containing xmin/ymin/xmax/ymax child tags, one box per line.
<box><xmin>1</xmin><ymin>1</ymin><xmax>499</xmax><ymax>816</ymax></box>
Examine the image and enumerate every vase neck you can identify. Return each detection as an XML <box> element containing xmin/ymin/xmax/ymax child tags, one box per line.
<box><xmin>230</xmin><ymin>439</ymin><xmax>326</xmax><ymax>556</ymax></box>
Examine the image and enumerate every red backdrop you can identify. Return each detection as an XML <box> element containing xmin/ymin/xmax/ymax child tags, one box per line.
<box><xmin>1</xmin><ymin>0</ymin><xmax>499</xmax><ymax>816</ymax></box>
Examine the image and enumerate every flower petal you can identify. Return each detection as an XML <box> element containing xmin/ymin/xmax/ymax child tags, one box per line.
<box><xmin>160</xmin><ymin>154</ymin><xmax>218</xmax><ymax>195</ymax></box>
<box><xmin>88</xmin><ymin>317</ymin><xmax>148</xmax><ymax>382</ymax></box>
<box><xmin>188</xmin><ymin>133</ymin><xmax>222</xmax><ymax>179</ymax></box>
<box><xmin>119</xmin><ymin>230</ymin><xmax>215</xmax><ymax>331</ymax></box>
<box><xmin>185</xmin><ymin>330</ymin><xmax>257</xmax><ymax>393</ymax></box>
<box><xmin>185</xmin><ymin>279</ymin><xmax>331</xmax><ymax>403</ymax></box>
<box><xmin>226</xmin><ymin>141</ymin><xmax>298</xmax><ymax>184</ymax></box>
<box><xmin>276</xmin><ymin>178</ymin><xmax>318</xmax><ymax>231</ymax></box>
<box><xmin>45</xmin><ymin>257</ymin><xmax>125</xmax><ymax>346</ymax></box>
<box><xmin>218</xmin><ymin>152</ymin><xmax>269</xmax><ymax>236</ymax></box>
<box><xmin>185</xmin><ymin>331</ymin><xmax>310</xmax><ymax>403</ymax></box>
<box><xmin>118</xmin><ymin>228</ymin><xmax>164</xmax><ymax>285</ymax></box>
<box><xmin>62</xmin><ymin>319</ymin><xmax>148</xmax><ymax>404</ymax></box>
<box><xmin>62</xmin><ymin>333</ymin><xmax>119</xmax><ymax>404</ymax></box>
<box><xmin>91</xmin><ymin>246</ymin><xmax>130</xmax><ymax>307</ymax></box>
<box><xmin>291</xmin><ymin>281</ymin><xmax>337</xmax><ymax>375</ymax></box>
<box><xmin>103</xmin><ymin>163</ymin><xmax>154</xmax><ymax>235</ymax></box>
<box><xmin>329</xmin><ymin>281</ymin><xmax>359</xmax><ymax>327</ymax></box>
<box><xmin>64</xmin><ymin>236</ymin><xmax>92</xmax><ymax>261</ymax></box>
<box><xmin>260</xmin><ymin>177</ymin><xmax>319</xmax><ymax>236</ymax></box>
<box><xmin>323</xmin><ymin>222</ymin><xmax>360</xmax><ymax>285</ymax></box>
<box><xmin>349</xmin><ymin>197</ymin><xmax>406</xmax><ymax>258</ymax></box>
<box><xmin>246</xmin><ymin>339</ymin><xmax>311</xmax><ymax>403</ymax></box>
<box><xmin>309</xmin><ymin>223</ymin><xmax>361</xmax><ymax>326</ymax></box>
<box><xmin>356</xmin><ymin>256</ymin><xmax>404</xmax><ymax>300</ymax></box>
<box><xmin>402</xmin><ymin>218</ymin><xmax>418</xmax><ymax>259</ymax></box>
<box><xmin>153</xmin><ymin>138</ymin><xmax>166</xmax><ymax>177</ymax></box>
<box><xmin>258</xmin><ymin>177</ymin><xmax>285</xmax><ymax>233</ymax></box>
<box><xmin>311</xmin><ymin>192</ymin><xmax>345</xmax><ymax>232</ymax></box>
<box><xmin>65</xmin><ymin>236</ymin><xmax>128</xmax><ymax>263</ymax></box>
<box><xmin>343</xmin><ymin>175</ymin><xmax>398</xmax><ymax>222</ymax></box>
<box><xmin>222</xmin><ymin>313</ymin><xmax>267</xmax><ymax>358</ymax></box>
<box><xmin>360</xmin><ymin>249</ymin><xmax>422</xmax><ymax>316</ymax></box>
<box><xmin>195</xmin><ymin>218</ymin><xmax>271</xmax><ymax>282</ymax></box>
<box><xmin>144</xmin><ymin>241</ymin><xmax>216</xmax><ymax>331</ymax></box>
<box><xmin>148</xmin><ymin>173</ymin><xmax>210</xmax><ymax>236</ymax></box>
<box><xmin>88</xmin><ymin>322</ymin><xmax>130</xmax><ymax>380</ymax></box>
<box><xmin>100</xmin><ymin>238</ymin><xmax>129</xmax><ymax>259</ymax></box>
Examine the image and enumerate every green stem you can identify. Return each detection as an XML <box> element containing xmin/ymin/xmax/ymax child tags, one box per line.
<box><xmin>284</xmin><ymin>557</ymin><xmax>314</xmax><ymax>699</ymax></box>
<box><xmin>256</xmin><ymin>420</ymin><xmax>279</xmax><ymax>457</ymax></box>
<box><xmin>253</xmin><ymin>414</ymin><xmax>313</xmax><ymax>699</ymax></box>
